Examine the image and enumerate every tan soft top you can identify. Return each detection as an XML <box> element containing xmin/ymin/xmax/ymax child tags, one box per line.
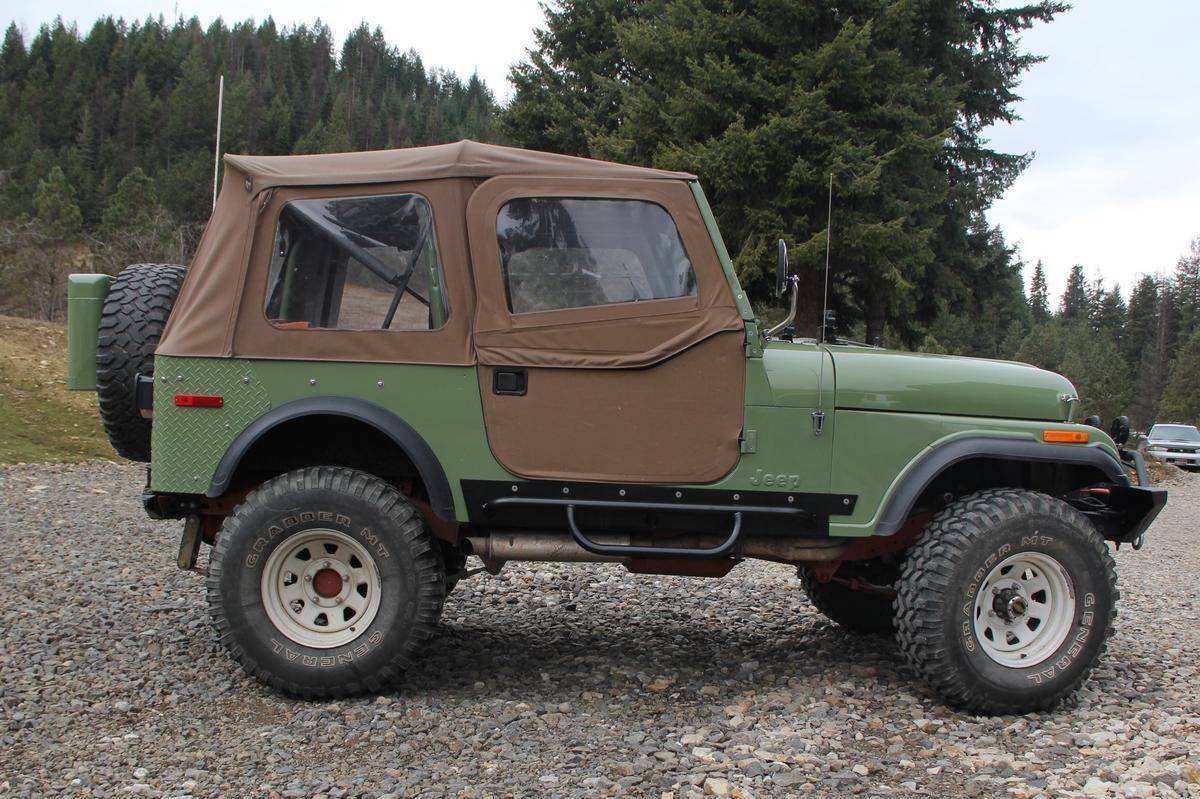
<box><xmin>157</xmin><ymin>141</ymin><xmax>743</xmax><ymax>367</ymax></box>
<box><xmin>223</xmin><ymin>140</ymin><xmax>695</xmax><ymax>188</ymax></box>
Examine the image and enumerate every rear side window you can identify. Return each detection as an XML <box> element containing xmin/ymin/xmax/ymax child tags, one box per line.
<box><xmin>495</xmin><ymin>198</ymin><xmax>698</xmax><ymax>314</ymax></box>
<box><xmin>265</xmin><ymin>193</ymin><xmax>448</xmax><ymax>331</ymax></box>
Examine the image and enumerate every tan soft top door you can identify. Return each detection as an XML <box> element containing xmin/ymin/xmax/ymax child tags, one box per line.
<box><xmin>466</xmin><ymin>176</ymin><xmax>746</xmax><ymax>484</ymax></box>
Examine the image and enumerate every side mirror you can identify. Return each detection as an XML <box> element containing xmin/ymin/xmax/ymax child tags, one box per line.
<box><xmin>775</xmin><ymin>238</ymin><xmax>789</xmax><ymax>297</ymax></box>
<box><xmin>1109</xmin><ymin>415</ymin><xmax>1130</xmax><ymax>446</ymax></box>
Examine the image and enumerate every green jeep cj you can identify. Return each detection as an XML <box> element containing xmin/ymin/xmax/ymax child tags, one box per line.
<box><xmin>67</xmin><ymin>141</ymin><xmax>1164</xmax><ymax>714</ymax></box>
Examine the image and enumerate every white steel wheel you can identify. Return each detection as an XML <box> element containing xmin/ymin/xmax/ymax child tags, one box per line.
<box><xmin>260</xmin><ymin>528</ymin><xmax>382</xmax><ymax>649</ymax></box>
<box><xmin>971</xmin><ymin>550</ymin><xmax>1076</xmax><ymax>667</ymax></box>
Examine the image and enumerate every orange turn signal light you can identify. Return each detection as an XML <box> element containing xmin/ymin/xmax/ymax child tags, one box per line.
<box><xmin>1043</xmin><ymin>430</ymin><xmax>1088</xmax><ymax>444</ymax></box>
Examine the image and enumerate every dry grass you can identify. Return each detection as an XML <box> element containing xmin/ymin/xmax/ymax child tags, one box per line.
<box><xmin>0</xmin><ymin>315</ymin><xmax>114</xmax><ymax>463</ymax></box>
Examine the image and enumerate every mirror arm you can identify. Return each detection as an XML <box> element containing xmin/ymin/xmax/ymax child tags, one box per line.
<box><xmin>765</xmin><ymin>275</ymin><xmax>800</xmax><ymax>339</ymax></box>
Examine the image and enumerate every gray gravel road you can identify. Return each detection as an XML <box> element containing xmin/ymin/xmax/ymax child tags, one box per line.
<box><xmin>2</xmin><ymin>461</ymin><xmax>1199</xmax><ymax>798</ymax></box>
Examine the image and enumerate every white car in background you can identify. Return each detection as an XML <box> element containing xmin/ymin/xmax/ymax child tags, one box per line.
<box><xmin>1145</xmin><ymin>423</ymin><xmax>1200</xmax><ymax>470</ymax></box>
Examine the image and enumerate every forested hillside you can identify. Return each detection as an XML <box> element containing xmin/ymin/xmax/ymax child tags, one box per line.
<box><xmin>0</xmin><ymin>5</ymin><xmax>1197</xmax><ymax>430</ymax></box>
<box><xmin>0</xmin><ymin>17</ymin><xmax>499</xmax><ymax>317</ymax></box>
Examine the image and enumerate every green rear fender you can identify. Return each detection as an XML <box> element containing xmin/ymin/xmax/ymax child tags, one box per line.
<box><xmin>209</xmin><ymin>396</ymin><xmax>455</xmax><ymax>520</ymax></box>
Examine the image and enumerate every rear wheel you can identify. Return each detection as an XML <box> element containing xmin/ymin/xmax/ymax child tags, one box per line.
<box><xmin>799</xmin><ymin>560</ymin><xmax>897</xmax><ymax>633</ymax></box>
<box><xmin>207</xmin><ymin>467</ymin><xmax>445</xmax><ymax>698</ymax></box>
<box><xmin>894</xmin><ymin>488</ymin><xmax>1118</xmax><ymax>714</ymax></box>
<box><xmin>95</xmin><ymin>262</ymin><xmax>186</xmax><ymax>461</ymax></box>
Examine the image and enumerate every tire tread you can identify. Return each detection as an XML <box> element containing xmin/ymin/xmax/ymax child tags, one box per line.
<box><xmin>206</xmin><ymin>466</ymin><xmax>445</xmax><ymax>699</ymax></box>
<box><xmin>95</xmin><ymin>262</ymin><xmax>186</xmax><ymax>461</ymax></box>
<box><xmin>894</xmin><ymin>488</ymin><xmax>1119</xmax><ymax>714</ymax></box>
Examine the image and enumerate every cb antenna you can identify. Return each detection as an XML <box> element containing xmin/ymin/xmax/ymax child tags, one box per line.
<box><xmin>819</xmin><ymin>172</ymin><xmax>833</xmax><ymax>343</ymax></box>
<box><xmin>211</xmin><ymin>74</ymin><xmax>225</xmax><ymax>211</ymax></box>
<box><xmin>812</xmin><ymin>172</ymin><xmax>833</xmax><ymax>438</ymax></box>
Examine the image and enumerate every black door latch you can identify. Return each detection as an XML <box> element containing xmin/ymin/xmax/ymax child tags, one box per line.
<box><xmin>493</xmin><ymin>368</ymin><xmax>527</xmax><ymax>396</ymax></box>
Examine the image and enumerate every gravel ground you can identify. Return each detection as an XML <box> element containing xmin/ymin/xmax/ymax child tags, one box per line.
<box><xmin>2</xmin><ymin>462</ymin><xmax>1199</xmax><ymax>799</ymax></box>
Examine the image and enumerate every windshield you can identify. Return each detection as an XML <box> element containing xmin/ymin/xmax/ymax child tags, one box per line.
<box><xmin>1149</xmin><ymin>424</ymin><xmax>1200</xmax><ymax>442</ymax></box>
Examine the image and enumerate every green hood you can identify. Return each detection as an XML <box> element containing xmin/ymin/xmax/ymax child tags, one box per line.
<box><xmin>830</xmin><ymin>347</ymin><xmax>1076</xmax><ymax>422</ymax></box>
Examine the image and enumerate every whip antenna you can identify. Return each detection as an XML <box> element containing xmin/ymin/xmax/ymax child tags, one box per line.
<box><xmin>811</xmin><ymin>173</ymin><xmax>833</xmax><ymax>438</ymax></box>
<box><xmin>212</xmin><ymin>74</ymin><xmax>224</xmax><ymax>210</ymax></box>
<box><xmin>819</xmin><ymin>172</ymin><xmax>832</xmax><ymax>343</ymax></box>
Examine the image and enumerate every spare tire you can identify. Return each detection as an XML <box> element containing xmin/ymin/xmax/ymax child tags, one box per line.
<box><xmin>96</xmin><ymin>263</ymin><xmax>187</xmax><ymax>462</ymax></box>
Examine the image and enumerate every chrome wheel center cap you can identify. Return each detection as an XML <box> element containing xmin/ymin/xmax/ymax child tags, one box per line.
<box><xmin>993</xmin><ymin>587</ymin><xmax>1028</xmax><ymax>622</ymax></box>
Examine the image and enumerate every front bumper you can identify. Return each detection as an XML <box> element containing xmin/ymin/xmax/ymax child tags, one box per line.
<box><xmin>1105</xmin><ymin>483</ymin><xmax>1167</xmax><ymax>544</ymax></box>
<box><xmin>1147</xmin><ymin>448</ymin><xmax>1200</xmax><ymax>467</ymax></box>
<box><xmin>1106</xmin><ymin>449</ymin><xmax>1167</xmax><ymax>544</ymax></box>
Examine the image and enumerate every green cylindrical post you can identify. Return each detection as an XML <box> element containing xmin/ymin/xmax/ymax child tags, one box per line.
<box><xmin>66</xmin><ymin>273</ymin><xmax>112</xmax><ymax>390</ymax></box>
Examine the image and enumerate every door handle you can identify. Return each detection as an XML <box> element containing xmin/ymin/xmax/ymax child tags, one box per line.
<box><xmin>493</xmin><ymin>368</ymin><xmax>527</xmax><ymax>396</ymax></box>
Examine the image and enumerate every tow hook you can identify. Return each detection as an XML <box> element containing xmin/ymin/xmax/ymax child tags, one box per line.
<box><xmin>177</xmin><ymin>515</ymin><xmax>205</xmax><ymax>573</ymax></box>
<box><xmin>1132</xmin><ymin>534</ymin><xmax>1146</xmax><ymax>551</ymax></box>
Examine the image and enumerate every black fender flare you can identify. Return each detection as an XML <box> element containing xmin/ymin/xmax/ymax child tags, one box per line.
<box><xmin>207</xmin><ymin>396</ymin><xmax>455</xmax><ymax>521</ymax></box>
<box><xmin>874</xmin><ymin>436</ymin><xmax>1128</xmax><ymax>535</ymax></box>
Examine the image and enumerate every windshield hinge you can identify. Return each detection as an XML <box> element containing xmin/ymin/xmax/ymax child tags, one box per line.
<box><xmin>811</xmin><ymin>410</ymin><xmax>825</xmax><ymax>437</ymax></box>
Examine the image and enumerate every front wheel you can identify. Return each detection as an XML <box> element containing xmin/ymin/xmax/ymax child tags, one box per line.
<box><xmin>894</xmin><ymin>488</ymin><xmax>1118</xmax><ymax>715</ymax></box>
<box><xmin>207</xmin><ymin>467</ymin><xmax>445</xmax><ymax>698</ymax></box>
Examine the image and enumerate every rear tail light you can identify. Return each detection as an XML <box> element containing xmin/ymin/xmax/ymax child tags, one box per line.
<box><xmin>175</xmin><ymin>394</ymin><xmax>224</xmax><ymax>408</ymax></box>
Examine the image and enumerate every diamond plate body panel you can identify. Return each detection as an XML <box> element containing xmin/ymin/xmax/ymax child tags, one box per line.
<box><xmin>151</xmin><ymin>356</ymin><xmax>270</xmax><ymax>492</ymax></box>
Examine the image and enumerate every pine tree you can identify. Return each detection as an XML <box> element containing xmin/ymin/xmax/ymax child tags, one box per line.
<box><xmin>1014</xmin><ymin>319</ymin><xmax>1067</xmax><ymax>374</ymax></box>
<box><xmin>166</xmin><ymin>49</ymin><xmax>216</xmax><ymax>155</ymax></box>
<box><xmin>1131</xmin><ymin>325</ymin><xmax>1165</xmax><ymax>429</ymax></box>
<box><xmin>98</xmin><ymin>167</ymin><xmax>159</xmax><ymax>237</ymax></box>
<box><xmin>116</xmin><ymin>72</ymin><xmax>153</xmax><ymax>171</ymax></box>
<box><xmin>1174</xmin><ymin>237</ymin><xmax>1200</xmax><ymax>344</ymax></box>
<box><xmin>1060</xmin><ymin>264</ymin><xmax>1089</xmax><ymax>322</ymax></box>
<box><xmin>1158</xmin><ymin>327</ymin><xmax>1200</xmax><ymax>425</ymax></box>
<box><xmin>1123</xmin><ymin>275</ymin><xmax>1160</xmax><ymax>366</ymax></box>
<box><xmin>1059</xmin><ymin>325</ymin><xmax>1132</xmax><ymax>423</ymax></box>
<box><xmin>33</xmin><ymin>166</ymin><xmax>83</xmax><ymax>240</ymax></box>
<box><xmin>1094</xmin><ymin>284</ymin><xmax>1126</xmax><ymax>341</ymax></box>
<box><xmin>502</xmin><ymin>0</ymin><xmax>1063</xmax><ymax>343</ymax></box>
<box><xmin>1029</xmin><ymin>260</ymin><xmax>1051</xmax><ymax>321</ymax></box>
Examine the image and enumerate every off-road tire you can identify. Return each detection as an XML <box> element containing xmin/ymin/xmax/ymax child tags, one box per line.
<box><xmin>799</xmin><ymin>564</ymin><xmax>896</xmax><ymax>633</ymax></box>
<box><xmin>95</xmin><ymin>262</ymin><xmax>186</xmax><ymax>461</ymax></box>
<box><xmin>894</xmin><ymin>489</ymin><xmax>1118</xmax><ymax>715</ymax></box>
<box><xmin>207</xmin><ymin>467</ymin><xmax>446</xmax><ymax>698</ymax></box>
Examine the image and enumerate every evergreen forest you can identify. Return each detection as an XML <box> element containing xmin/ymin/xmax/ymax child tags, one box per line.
<box><xmin>1</xmin><ymin>4</ymin><xmax>1197</xmax><ymax>429</ymax></box>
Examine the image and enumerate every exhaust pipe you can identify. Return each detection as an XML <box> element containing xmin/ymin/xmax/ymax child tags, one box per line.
<box><xmin>465</xmin><ymin>533</ymin><xmax>625</xmax><ymax>563</ymax></box>
<box><xmin>464</xmin><ymin>533</ymin><xmax>846</xmax><ymax>564</ymax></box>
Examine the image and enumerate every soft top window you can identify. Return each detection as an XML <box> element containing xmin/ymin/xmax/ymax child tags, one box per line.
<box><xmin>265</xmin><ymin>193</ymin><xmax>448</xmax><ymax>331</ymax></box>
<box><xmin>495</xmin><ymin>197</ymin><xmax>698</xmax><ymax>314</ymax></box>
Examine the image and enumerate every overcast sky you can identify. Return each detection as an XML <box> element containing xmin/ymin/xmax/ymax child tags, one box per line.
<box><xmin>6</xmin><ymin>0</ymin><xmax>1198</xmax><ymax>299</ymax></box>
